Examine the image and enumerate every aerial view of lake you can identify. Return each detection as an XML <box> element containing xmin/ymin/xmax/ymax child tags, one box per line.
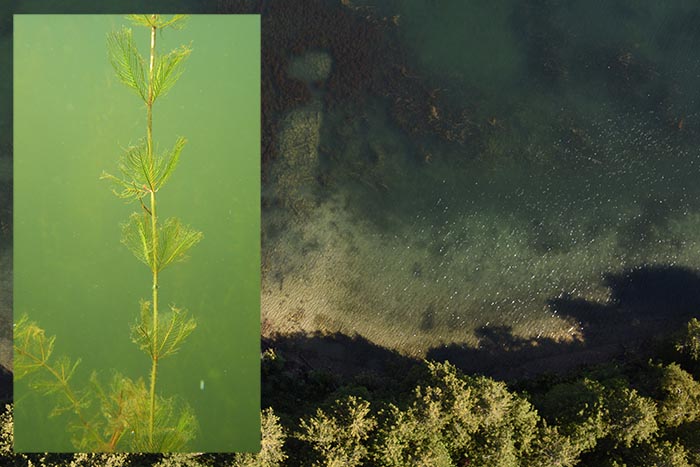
<box><xmin>261</xmin><ymin>0</ymin><xmax>700</xmax><ymax>370</ymax></box>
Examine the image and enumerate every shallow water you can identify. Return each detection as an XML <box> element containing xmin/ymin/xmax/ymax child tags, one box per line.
<box><xmin>263</xmin><ymin>1</ymin><xmax>700</xmax><ymax>355</ymax></box>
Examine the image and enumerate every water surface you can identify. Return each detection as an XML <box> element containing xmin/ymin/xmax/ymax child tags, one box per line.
<box><xmin>262</xmin><ymin>1</ymin><xmax>700</xmax><ymax>357</ymax></box>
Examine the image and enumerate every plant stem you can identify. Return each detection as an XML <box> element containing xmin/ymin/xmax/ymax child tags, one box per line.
<box><xmin>147</xmin><ymin>15</ymin><xmax>159</xmax><ymax>449</ymax></box>
<box><xmin>147</xmin><ymin>17</ymin><xmax>156</xmax><ymax>169</ymax></box>
<box><xmin>149</xmin><ymin>190</ymin><xmax>159</xmax><ymax>448</ymax></box>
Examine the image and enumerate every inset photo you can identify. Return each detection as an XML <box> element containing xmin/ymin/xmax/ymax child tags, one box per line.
<box><xmin>13</xmin><ymin>14</ymin><xmax>260</xmax><ymax>453</ymax></box>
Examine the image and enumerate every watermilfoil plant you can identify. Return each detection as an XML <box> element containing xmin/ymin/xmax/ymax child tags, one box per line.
<box><xmin>14</xmin><ymin>14</ymin><xmax>202</xmax><ymax>452</ymax></box>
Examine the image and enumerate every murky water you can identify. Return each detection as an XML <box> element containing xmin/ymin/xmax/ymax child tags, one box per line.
<box><xmin>262</xmin><ymin>1</ymin><xmax>700</xmax><ymax>355</ymax></box>
<box><xmin>13</xmin><ymin>15</ymin><xmax>260</xmax><ymax>452</ymax></box>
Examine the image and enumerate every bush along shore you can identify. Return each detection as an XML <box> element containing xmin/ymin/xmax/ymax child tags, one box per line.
<box><xmin>0</xmin><ymin>316</ymin><xmax>698</xmax><ymax>466</ymax></box>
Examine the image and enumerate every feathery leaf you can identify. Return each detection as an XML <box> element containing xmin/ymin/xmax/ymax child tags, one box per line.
<box><xmin>158</xmin><ymin>15</ymin><xmax>189</xmax><ymax>30</ymax></box>
<box><xmin>125</xmin><ymin>14</ymin><xmax>155</xmax><ymax>28</ymax></box>
<box><xmin>152</xmin><ymin>45</ymin><xmax>192</xmax><ymax>102</ymax></box>
<box><xmin>131</xmin><ymin>301</ymin><xmax>197</xmax><ymax>360</ymax></box>
<box><xmin>13</xmin><ymin>317</ymin><xmax>106</xmax><ymax>449</ymax></box>
<box><xmin>157</xmin><ymin>217</ymin><xmax>203</xmax><ymax>271</ymax></box>
<box><xmin>14</xmin><ymin>314</ymin><xmax>56</xmax><ymax>379</ymax></box>
<box><xmin>121</xmin><ymin>214</ymin><xmax>202</xmax><ymax>272</ymax></box>
<box><xmin>121</xmin><ymin>212</ymin><xmax>154</xmax><ymax>270</ymax></box>
<box><xmin>104</xmin><ymin>372</ymin><xmax>197</xmax><ymax>451</ymax></box>
<box><xmin>101</xmin><ymin>140</ymin><xmax>151</xmax><ymax>202</ymax></box>
<box><xmin>156</xmin><ymin>136</ymin><xmax>186</xmax><ymax>190</ymax></box>
<box><xmin>157</xmin><ymin>305</ymin><xmax>197</xmax><ymax>359</ymax></box>
<box><xmin>101</xmin><ymin>137</ymin><xmax>187</xmax><ymax>200</ymax></box>
<box><xmin>107</xmin><ymin>27</ymin><xmax>147</xmax><ymax>101</ymax></box>
<box><xmin>125</xmin><ymin>141</ymin><xmax>155</xmax><ymax>188</ymax></box>
<box><xmin>99</xmin><ymin>170</ymin><xmax>145</xmax><ymax>201</ymax></box>
<box><xmin>131</xmin><ymin>299</ymin><xmax>154</xmax><ymax>356</ymax></box>
<box><xmin>126</xmin><ymin>14</ymin><xmax>189</xmax><ymax>30</ymax></box>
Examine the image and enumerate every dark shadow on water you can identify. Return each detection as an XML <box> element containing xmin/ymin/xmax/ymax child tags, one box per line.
<box><xmin>432</xmin><ymin>264</ymin><xmax>700</xmax><ymax>380</ymax></box>
<box><xmin>265</xmin><ymin>264</ymin><xmax>700</xmax><ymax>388</ymax></box>
<box><xmin>262</xmin><ymin>331</ymin><xmax>417</xmax><ymax>417</ymax></box>
<box><xmin>0</xmin><ymin>367</ymin><xmax>10</xmax><ymax>404</ymax></box>
<box><xmin>604</xmin><ymin>264</ymin><xmax>700</xmax><ymax>314</ymax></box>
<box><xmin>264</xmin><ymin>331</ymin><xmax>416</xmax><ymax>382</ymax></box>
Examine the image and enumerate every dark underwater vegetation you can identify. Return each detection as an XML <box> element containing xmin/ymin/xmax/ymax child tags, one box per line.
<box><xmin>2</xmin><ymin>0</ymin><xmax>700</xmax><ymax>465</ymax></box>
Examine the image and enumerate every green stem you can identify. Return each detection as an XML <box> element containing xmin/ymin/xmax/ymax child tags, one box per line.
<box><xmin>146</xmin><ymin>17</ymin><xmax>155</xmax><ymax>174</ymax></box>
<box><xmin>149</xmin><ymin>191</ymin><xmax>158</xmax><ymax>448</ymax></box>
<box><xmin>147</xmin><ymin>15</ymin><xmax>158</xmax><ymax>449</ymax></box>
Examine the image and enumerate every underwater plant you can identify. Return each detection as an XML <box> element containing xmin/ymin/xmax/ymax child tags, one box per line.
<box><xmin>14</xmin><ymin>14</ymin><xmax>202</xmax><ymax>452</ymax></box>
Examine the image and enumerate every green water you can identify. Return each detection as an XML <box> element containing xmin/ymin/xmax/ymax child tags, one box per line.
<box><xmin>263</xmin><ymin>1</ymin><xmax>700</xmax><ymax>354</ymax></box>
<box><xmin>14</xmin><ymin>15</ymin><xmax>260</xmax><ymax>452</ymax></box>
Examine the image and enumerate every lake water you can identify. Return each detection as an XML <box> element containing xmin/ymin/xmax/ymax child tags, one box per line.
<box><xmin>262</xmin><ymin>1</ymin><xmax>700</xmax><ymax>356</ymax></box>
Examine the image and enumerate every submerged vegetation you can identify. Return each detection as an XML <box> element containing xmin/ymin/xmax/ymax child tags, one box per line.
<box><xmin>2</xmin><ymin>316</ymin><xmax>699</xmax><ymax>465</ymax></box>
<box><xmin>13</xmin><ymin>14</ymin><xmax>202</xmax><ymax>452</ymax></box>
